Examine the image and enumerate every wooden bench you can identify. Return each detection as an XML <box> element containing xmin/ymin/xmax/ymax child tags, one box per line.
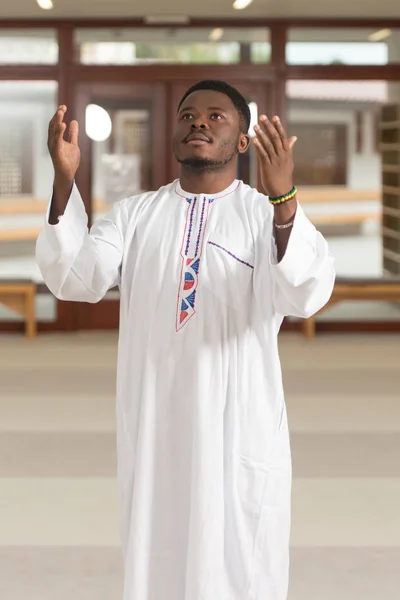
<box><xmin>303</xmin><ymin>276</ymin><xmax>400</xmax><ymax>339</ymax></box>
<box><xmin>0</xmin><ymin>280</ymin><xmax>37</xmax><ymax>339</ymax></box>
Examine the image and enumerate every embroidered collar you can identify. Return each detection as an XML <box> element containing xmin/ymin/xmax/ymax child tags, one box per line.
<box><xmin>174</xmin><ymin>179</ymin><xmax>240</xmax><ymax>202</ymax></box>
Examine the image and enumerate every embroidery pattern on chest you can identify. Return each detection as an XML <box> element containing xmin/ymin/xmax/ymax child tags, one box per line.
<box><xmin>176</xmin><ymin>196</ymin><xmax>210</xmax><ymax>331</ymax></box>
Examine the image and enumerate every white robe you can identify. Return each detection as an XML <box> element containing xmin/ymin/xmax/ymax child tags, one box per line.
<box><xmin>36</xmin><ymin>178</ymin><xmax>335</xmax><ymax>600</ymax></box>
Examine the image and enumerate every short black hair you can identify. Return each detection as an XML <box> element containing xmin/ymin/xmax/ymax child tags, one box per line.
<box><xmin>177</xmin><ymin>80</ymin><xmax>251</xmax><ymax>134</ymax></box>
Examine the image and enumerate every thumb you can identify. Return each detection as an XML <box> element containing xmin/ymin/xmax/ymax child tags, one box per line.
<box><xmin>288</xmin><ymin>136</ymin><xmax>297</xmax><ymax>151</ymax></box>
<box><xmin>69</xmin><ymin>120</ymin><xmax>79</xmax><ymax>146</ymax></box>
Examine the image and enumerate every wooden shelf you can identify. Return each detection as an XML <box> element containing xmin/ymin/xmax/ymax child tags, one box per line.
<box><xmin>382</xmin><ymin>185</ymin><xmax>400</xmax><ymax>196</ymax></box>
<box><xmin>382</xmin><ymin>165</ymin><xmax>400</xmax><ymax>174</ymax></box>
<box><xmin>379</xmin><ymin>143</ymin><xmax>400</xmax><ymax>151</ymax></box>
<box><xmin>383</xmin><ymin>248</ymin><xmax>400</xmax><ymax>264</ymax></box>
<box><xmin>381</xmin><ymin>103</ymin><xmax>400</xmax><ymax>276</ymax></box>
<box><xmin>381</xmin><ymin>104</ymin><xmax>400</xmax><ymax>122</ymax></box>
<box><xmin>382</xmin><ymin>206</ymin><xmax>400</xmax><ymax>218</ymax></box>
<box><xmin>382</xmin><ymin>227</ymin><xmax>400</xmax><ymax>241</ymax></box>
<box><xmin>379</xmin><ymin>121</ymin><xmax>400</xmax><ymax>129</ymax></box>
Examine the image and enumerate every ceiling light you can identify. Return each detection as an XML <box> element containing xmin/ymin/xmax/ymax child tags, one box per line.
<box><xmin>368</xmin><ymin>28</ymin><xmax>392</xmax><ymax>42</ymax></box>
<box><xmin>36</xmin><ymin>0</ymin><xmax>54</xmax><ymax>9</ymax></box>
<box><xmin>233</xmin><ymin>0</ymin><xmax>254</xmax><ymax>10</ymax></box>
<box><xmin>209</xmin><ymin>28</ymin><xmax>224</xmax><ymax>42</ymax></box>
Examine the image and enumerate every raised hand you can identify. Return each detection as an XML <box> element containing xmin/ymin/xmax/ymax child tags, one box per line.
<box><xmin>47</xmin><ymin>105</ymin><xmax>81</xmax><ymax>182</ymax></box>
<box><xmin>253</xmin><ymin>115</ymin><xmax>297</xmax><ymax>199</ymax></box>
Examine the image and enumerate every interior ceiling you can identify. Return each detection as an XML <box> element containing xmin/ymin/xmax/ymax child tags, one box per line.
<box><xmin>1</xmin><ymin>0</ymin><xmax>400</xmax><ymax>20</ymax></box>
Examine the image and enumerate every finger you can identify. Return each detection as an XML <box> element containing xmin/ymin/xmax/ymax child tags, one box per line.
<box><xmin>259</xmin><ymin>115</ymin><xmax>283</xmax><ymax>154</ymax></box>
<box><xmin>253</xmin><ymin>137</ymin><xmax>271</xmax><ymax>164</ymax></box>
<box><xmin>254</xmin><ymin>124</ymin><xmax>276</xmax><ymax>162</ymax></box>
<box><xmin>288</xmin><ymin>136</ymin><xmax>297</xmax><ymax>151</ymax></box>
<box><xmin>48</xmin><ymin>106</ymin><xmax>67</xmax><ymax>145</ymax></box>
<box><xmin>49</xmin><ymin>105</ymin><xmax>67</xmax><ymax>130</ymax></box>
<box><xmin>48</xmin><ymin>122</ymin><xmax>66</xmax><ymax>154</ymax></box>
<box><xmin>55</xmin><ymin>121</ymin><xmax>66</xmax><ymax>145</ymax></box>
<box><xmin>272</xmin><ymin>116</ymin><xmax>289</xmax><ymax>151</ymax></box>
<box><xmin>68</xmin><ymin>120</ymin><xmax>79</xmax><ymax>146</ymax></box>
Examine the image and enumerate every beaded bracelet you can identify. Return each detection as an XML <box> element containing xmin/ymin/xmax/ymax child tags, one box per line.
<box><xmin>275</xmin><ymin>219</ymin><xmax>294</xmax><ymax>230</ymax></box>
<box><xmin>269</xmin><ymin>186</ymin><xmax>297</xmax><ymax>205</ymax></box>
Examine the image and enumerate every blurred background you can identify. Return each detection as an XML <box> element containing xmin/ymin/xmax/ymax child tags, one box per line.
<box><xmin>0</xmin><ymin>0</ymin><xmax>399</xmax><ymax>599</ymax></box>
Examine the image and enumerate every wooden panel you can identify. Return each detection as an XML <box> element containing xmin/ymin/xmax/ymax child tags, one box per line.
<box><xmin>69</xmin><ymin>64</ymin><xmax>277</xmax><ymax>83</ymax></box>
<box><xmin>287</xmin><ymin>64</ymin><xmax>400</xmax><ymax>80</ymax></box>
<box><xmin>76</xmin><ymin>300</ymin><xmax>120</xmax><ymax>330</ymax></box>
<box><xmin>0</xmin><ymin>66</ymin><xmax>58</xmax><ymax>80</ymax></box>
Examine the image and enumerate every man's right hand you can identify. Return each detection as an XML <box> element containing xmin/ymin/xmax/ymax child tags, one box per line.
<box><xmin>47</xmin><ymin>106</ymin><xmax>81</xmax><ymax>224</ymax></box>
<box><xmin>48</xmin><ymin>105</ymin><xmax>81</xmax><ymax>183</ymax></box>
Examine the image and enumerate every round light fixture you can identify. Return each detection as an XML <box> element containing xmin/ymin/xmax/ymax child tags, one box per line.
<box><xmin>85</xmin><ymin>104</ymin><xmax>112</xmax><ymax>142</ymax></box>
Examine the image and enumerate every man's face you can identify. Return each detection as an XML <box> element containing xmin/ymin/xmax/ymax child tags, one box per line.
<box><xmin>173</xmin><ymin>89</ymin><xmax>249</xmax><ymax>172</ymax></box>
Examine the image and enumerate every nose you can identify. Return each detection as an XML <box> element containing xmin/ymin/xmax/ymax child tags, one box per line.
<box><xmin>191</xmin><ymin>117</ymin><xmax>209</xmax><ymax>130</ymax></box>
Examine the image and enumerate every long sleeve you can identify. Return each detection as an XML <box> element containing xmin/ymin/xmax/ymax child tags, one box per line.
<box><xmin>268</xmin><ymin>204</ymin><xmax>335</xmax><ymax>318</ymax></box>
<box><xmin>36</xmin><ymin>183</ymin><xmax>125</xmax><ymax>303</ymax></box>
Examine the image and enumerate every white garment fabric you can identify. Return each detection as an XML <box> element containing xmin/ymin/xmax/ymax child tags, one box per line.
<box><xmin>36</xmin><ymin>179</ymin><xmax>335</xmax><ymax>600</ymax></box>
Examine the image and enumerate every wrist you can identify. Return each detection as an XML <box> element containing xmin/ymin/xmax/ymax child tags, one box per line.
<box><xmin>274</xmin><ymin>197</ymin><xmax>297</xmax><ymax>225</ymax></box>
<box><xmin>54</xmin><ymin>172</ymin><xmax>74</xmax><ymax>185</ymax></box>
<box><xmin>265</xmin><ymin>183</ymin><xmax>294</xmax><ymax>199</ymax></box>
<box><xmin>53</xmin><ymin>174</ymin><xmax>74</xmax><ymax>195</ymax></box>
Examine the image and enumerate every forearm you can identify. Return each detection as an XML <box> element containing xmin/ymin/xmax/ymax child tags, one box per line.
<box><xmin>48</xmin><ymin>175</ymin><xmax>75</xmax><ymax>225</ymax></box>
<box><xmin>273</xmin><ymin>197</ymin><xmax>297</xmax><ymax>262</ymax></box>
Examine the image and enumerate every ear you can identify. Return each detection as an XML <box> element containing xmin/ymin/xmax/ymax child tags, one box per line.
<box><xmin>238</xmin><ymin>133</ymin><xmax>251</xmax><ymax>154</ymax></box>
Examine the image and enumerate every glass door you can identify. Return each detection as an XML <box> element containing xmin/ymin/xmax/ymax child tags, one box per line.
<box><xmin>70</xmin><ymin>82</ymin><xmax>167</xmax><ymax>329</ymax></box>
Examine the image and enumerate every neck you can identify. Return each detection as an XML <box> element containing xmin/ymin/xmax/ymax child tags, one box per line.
<box><xmin>179</xmin><ymin>167</ymin><xmax>237</xmax><ymax>195</ymax></box>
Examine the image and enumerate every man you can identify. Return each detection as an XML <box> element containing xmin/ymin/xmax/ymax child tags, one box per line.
<box><xmin>36</xmin><ymin>80</ymin><xmax>335</xmax><ymax>600</ymax></box>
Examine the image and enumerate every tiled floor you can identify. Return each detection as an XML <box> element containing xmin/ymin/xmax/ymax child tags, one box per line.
<box><xmin>0</xmin><ymin>331</ymin><xmax>399</xmax><ymax>599</ymax></box>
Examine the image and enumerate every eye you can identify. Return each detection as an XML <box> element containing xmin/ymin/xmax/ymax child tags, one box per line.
<box><xmin>210</xmin><ymin>113</ymin><xmax>223</xmax><ymax>120</ymax></box>
<box><xmin>181</xmin><ymin>113</ymin><xmax>193</xmax><ymax>120</ymax></box>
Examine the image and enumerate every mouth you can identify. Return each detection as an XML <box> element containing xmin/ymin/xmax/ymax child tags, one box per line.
<box><xmin>185</xmin><ymin>133</ymin><xmax>212</xmax><ymax>145</ymax></box>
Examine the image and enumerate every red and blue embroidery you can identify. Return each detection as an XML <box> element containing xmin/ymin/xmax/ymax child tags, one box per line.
<box><xmin>176</xmin><ymin>196</ymin><xmax>209</xmax><ymax>331</ymax></box>
<box><xmin>207</xmin><ymin>241</ymin><xmax>254</xmax><ymax>270</ymax></box>
<box><xmin>185</xmin><ymin>197</ymin><xmax>197</xmax><ymax>255</ymax></box>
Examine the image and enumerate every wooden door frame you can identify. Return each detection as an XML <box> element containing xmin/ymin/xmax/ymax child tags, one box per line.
<box><xmin>63</xmin><ymin>80</ymin><xmax>167</xmax><ymax>330</ymax></box>
<box><xmin>74</xmin><ymin>81</ymin><xmax>167</xmax><ymax>222</ymax></box>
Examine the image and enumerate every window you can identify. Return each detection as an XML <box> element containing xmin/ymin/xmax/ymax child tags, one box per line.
<box><xmin>287</xmin><ymin>28</ymin><xmax>400</xmax><ymax>65</ymax></box>
<box><xmin>0</xmin><ymin>29</ymin><xmax>58</xmax><ymax>65</ymax></box>
<box><xmin>75</xmin><ymin>27</ymin><xmax>270</xmax><ymax>65</ymax></box>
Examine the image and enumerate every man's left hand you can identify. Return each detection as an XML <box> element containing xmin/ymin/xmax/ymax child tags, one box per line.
<box><xmin>253</xmin><ymin>115</ymin><xmax>297</xmax><ymax>199</ymax></box>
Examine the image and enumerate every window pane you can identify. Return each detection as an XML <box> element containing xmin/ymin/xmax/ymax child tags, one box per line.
<box><xmin>287</xmin><ymin>79</ymin><xmax>400</xmax><ymax>321</ymax></box>
<box><xmin>0</xmin><ymin>82</ymin><xmax>58</xmax><ymax>322</ymax></box>
<box><xmin>287</xmin><ymin>28</ymin><xmax>400</xmax><ymax>65</ymax></box>
<box><xmin>90</xmin><ymin>105</ymin><xmax>153</xmax><ymax>224</ymax></box>
<box><xmin>0</xmin><ymin>29</ymin><xmax>58</xmax><ymax>65</ymax></box>
<box><xmin>74</xmin><ymin>27</ymin><xmax>270</xmax><ymax>65</ymax></box>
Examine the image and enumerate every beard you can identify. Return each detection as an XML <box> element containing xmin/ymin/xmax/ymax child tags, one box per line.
<box><xmin>175</xmin><ymin>141</ymin><xmax>238</xmax><ymax>173</ymax></box>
